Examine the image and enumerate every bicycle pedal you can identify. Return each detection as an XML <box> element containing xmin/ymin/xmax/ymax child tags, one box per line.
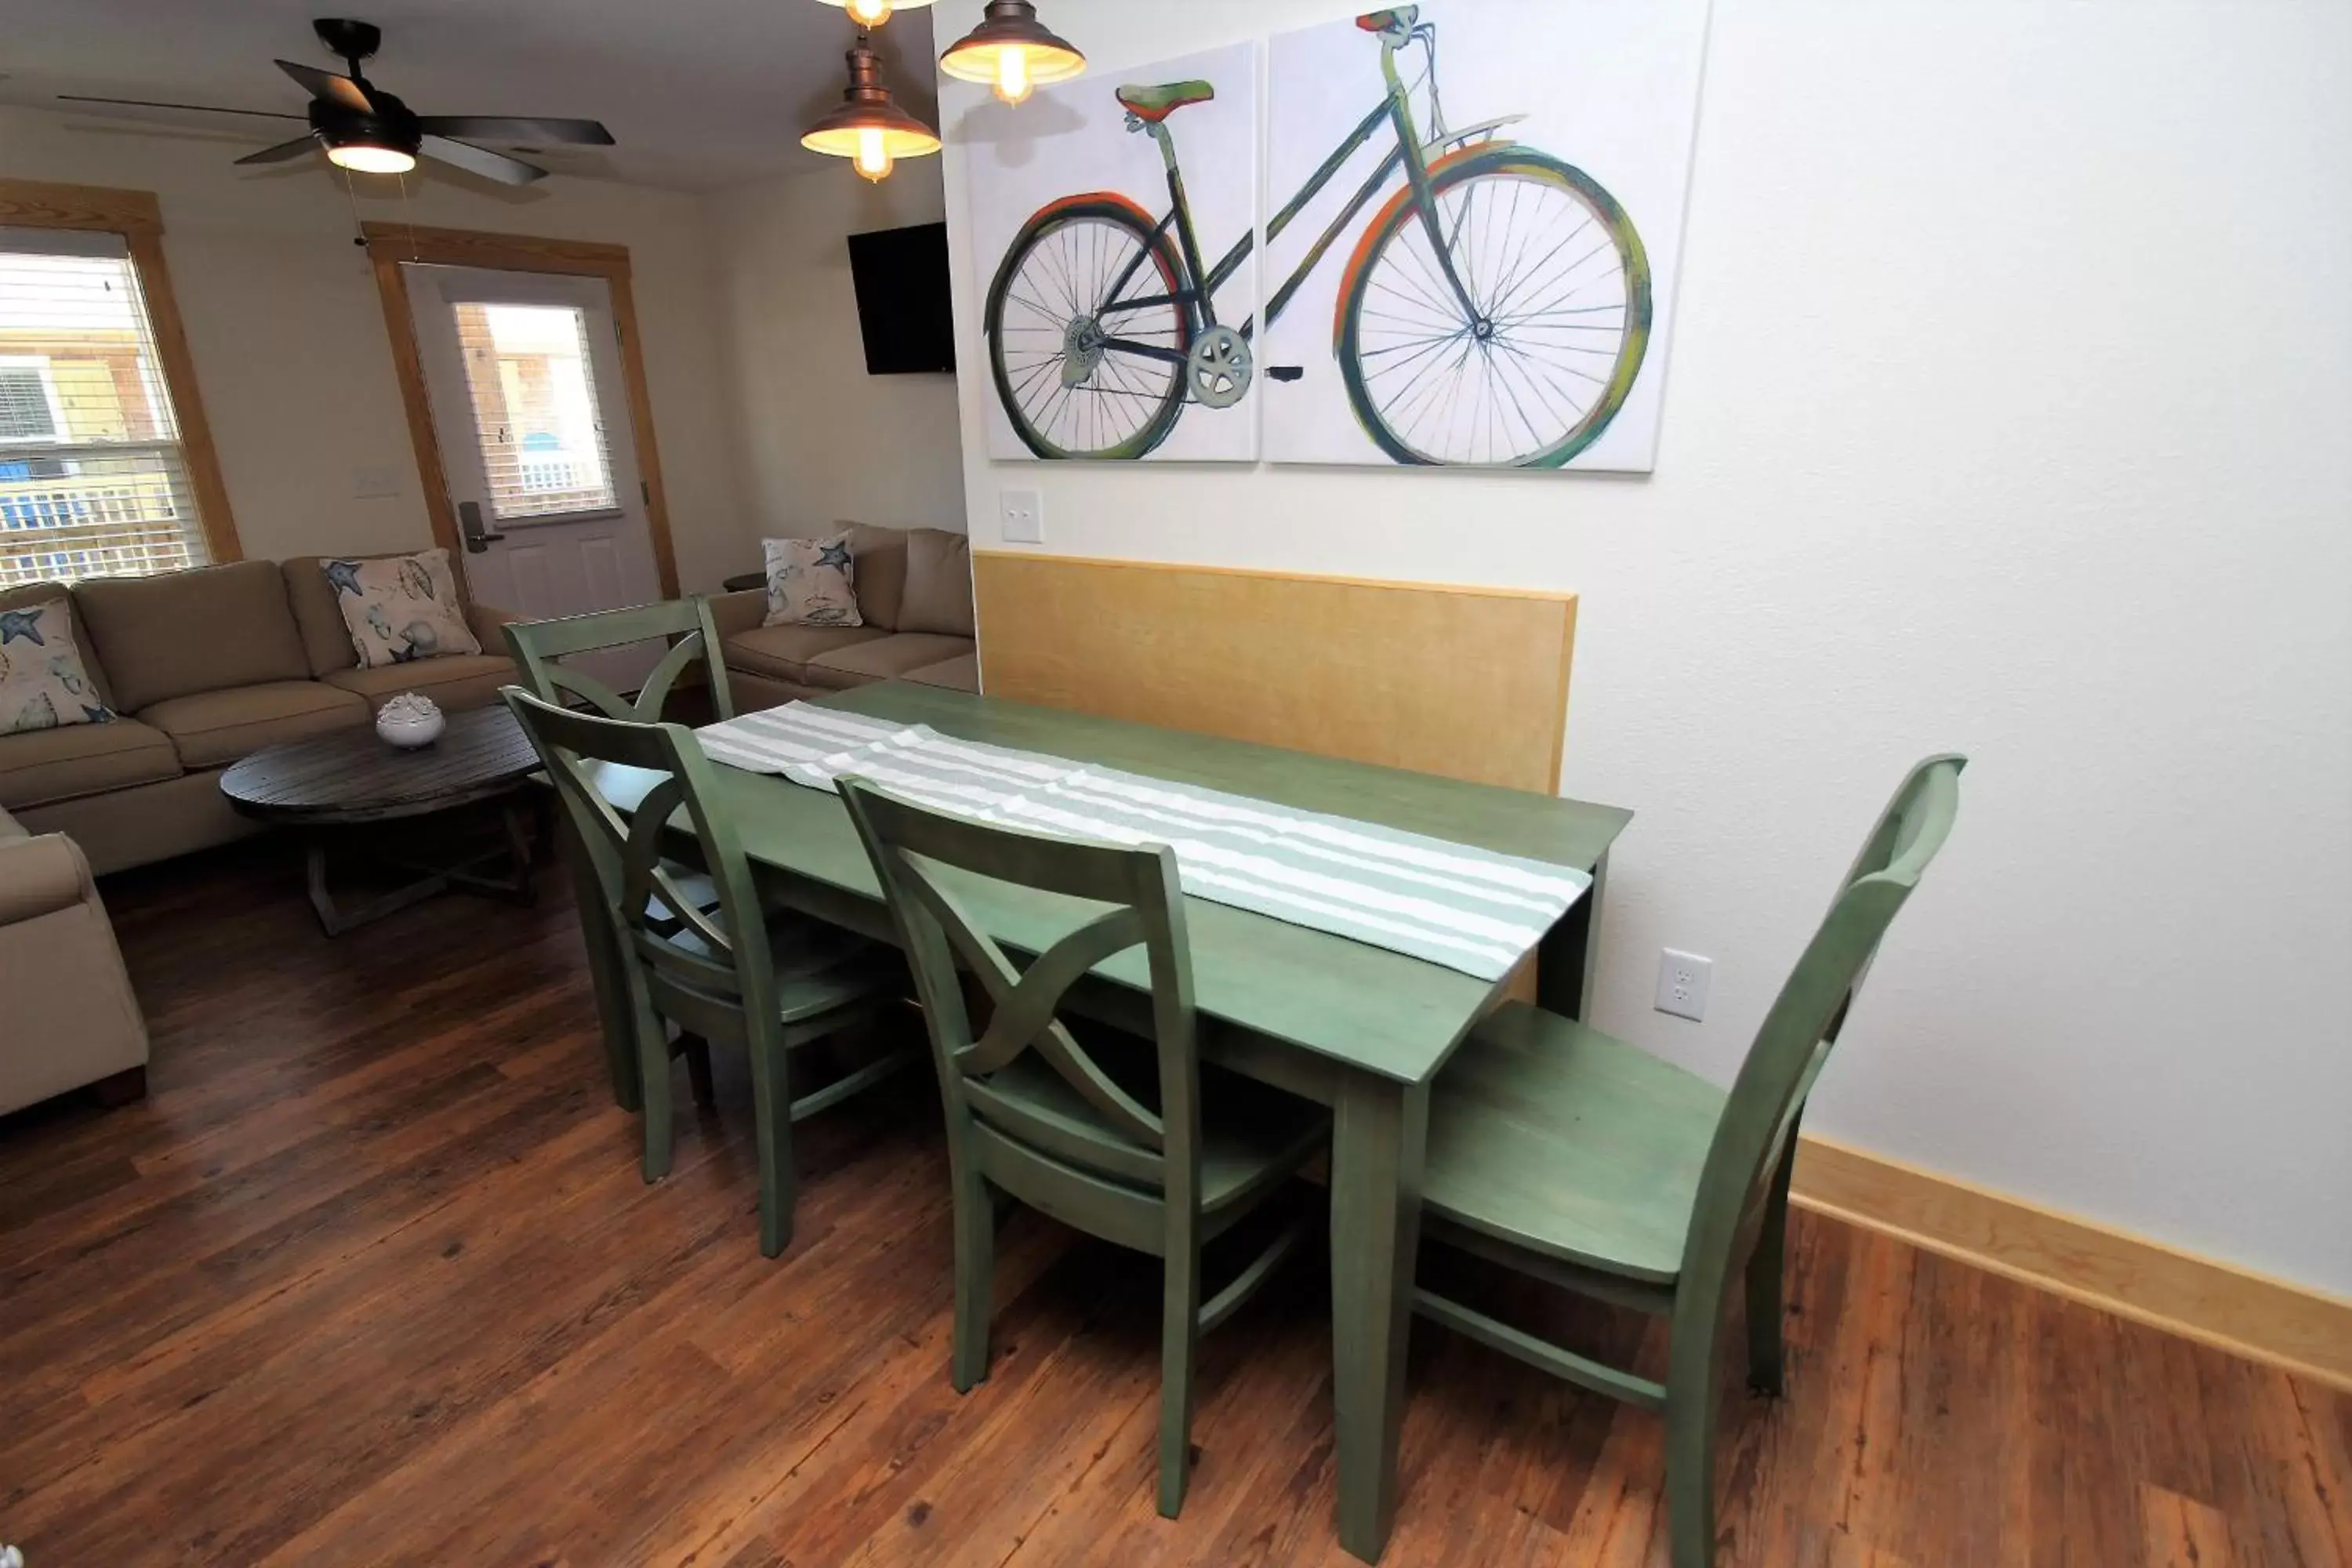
<box><xmin>1268</xmin><ymin>366</ymin><xmax>1305</xmax><ymax>383</ymax></box>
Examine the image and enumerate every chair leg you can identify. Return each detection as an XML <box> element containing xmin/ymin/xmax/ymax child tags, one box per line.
<box><xmin>1664</xmin><ymin>1334</ymin><xmax>1722</xmax><ymax>1568</ymax></box>
<box><xmin>1744</xmin><ymin>1195</ymin><xmax>1789</xmax><ymax>1398</ymax></box>
<box><xmin>1157</xmin><ymin>1235</ymin><xmax>1202</xmax><ymax>1519</ymax></box>
<box><xmin>682</xmin><ymin>1033</ymin><xmax>717</xmax><ymax>1111</ymax></box>
<box><xmin>746</xmin><ymin>1036</ymin><xmax>797</xmax><ymax>1258</ymax></box>
<box><xmin>631</xmin><ymin>975</ymin><xmax>673</xmax><ymax>1183</ymax></box>
<box><xmin>950</xmin><ymin>1171</ymin><xmax>996</xmax><ymax>1392</ymax></box>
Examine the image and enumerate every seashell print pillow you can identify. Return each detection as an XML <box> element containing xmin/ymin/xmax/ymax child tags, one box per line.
<box><xmin>0</xmin><ymin>598</ymin><xmax>114</xmax><ymax>735</ymax></box>
<box><xmin>325</xmin><ymin>548</ymin><xmax>484</xmax><ymax>669</ymax></box>
<box><xmin>762</xmin><ymin>534</ymin><xmax>863</xmax><ymax>628</ymax></box>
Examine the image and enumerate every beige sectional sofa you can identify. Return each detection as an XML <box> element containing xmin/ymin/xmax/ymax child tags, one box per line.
<box><xmin>0</xmin><ymin>801</ymin><xmax>149</xmax><ymax>1114</ymax></box>
<box><xmin>0</xmin><ymin>557</ymin><xmax>519</xmax><ymax>877</ymax></box>
<box><xmin>711</xmin><ymin>524</ymin><xmax>978</xmax><ymax>710</ymax></box>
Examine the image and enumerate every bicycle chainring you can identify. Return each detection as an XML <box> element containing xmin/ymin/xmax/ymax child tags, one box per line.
<box><xmin>1186</xmin><ymin>325</ymin><xmax>1253</xmax><ymax>409</ymax></box>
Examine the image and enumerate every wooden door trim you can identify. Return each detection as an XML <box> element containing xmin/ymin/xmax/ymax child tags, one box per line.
<box><xmin>361</xmin><ymin>222</ymin><xmax>679</xmax><ymax>598</ymax></box>
<box><xmin>0</xmin><ymin>177</ymin><xmax>242</xmax><ymax>565</ymax></box>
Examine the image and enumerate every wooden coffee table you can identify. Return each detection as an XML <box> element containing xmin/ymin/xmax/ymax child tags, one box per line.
<box><xmin>220</xmin><ymin>706</ymin><xmax>543</xmax><ymax>936</ymax></box>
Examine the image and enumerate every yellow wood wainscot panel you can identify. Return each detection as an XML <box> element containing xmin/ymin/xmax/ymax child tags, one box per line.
<box><xmin>1794</xmin><ymin>1134</ymin><xmax>2352</xmax><ymax>1391</ymax></box>
<box><xmin>973</xmin><ymin>550</ymin><xmax>1577</xmax><ymax>795</ymax></box>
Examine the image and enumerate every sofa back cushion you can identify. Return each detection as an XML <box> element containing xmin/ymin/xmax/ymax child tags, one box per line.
<box><xmin>2</xmin><ymin>581</ymin><xmax>114</xmax><ymax>712</ymax></box>
<box><xmin>898</xmin><ymin>528</ymin><xmax>975</xmax><ymax>638</ymax></box>
<box><xmin>74</xmin><ymin>561</ymin><xmax>311</xmax><ymax>713</ymax></box>
<box><xmin>283</xmin><ymin>556</ymin><xmax>365</xmax><ymax>676</ymax></box>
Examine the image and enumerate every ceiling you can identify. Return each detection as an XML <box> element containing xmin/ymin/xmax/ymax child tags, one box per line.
<box><xmin>0</xmin><ymin>0</ymin><xmax>947</xmax><ymax>191</ymax></box>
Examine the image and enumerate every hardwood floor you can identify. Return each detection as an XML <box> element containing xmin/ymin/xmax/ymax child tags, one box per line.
<box><xmin>3</xmin><ymin>844</ymin><xmax>2347</xmax><ymax>1567</ymax></box>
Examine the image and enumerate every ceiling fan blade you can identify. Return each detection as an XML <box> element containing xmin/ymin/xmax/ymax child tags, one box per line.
<box><xmin>419</xmin><ymin>136</ymin><xmax>547</xmax><ymax>186</ymax></box>
<box><xmin>234</xmin><ymin>135</ymin><xmax>324</xmax><ymax>166</ymax></box>
<box><xmin>275</xmin><ymin>60</ymin><xmax>376</xmax><ymax>114</ymax></box>
<box><xmin>416</xmin><ymin>116</ymin><xmax>614</xmax><ymax>147</ymax></box>
<box><xmin>56</xmin><ymin>94</ymin><xmax>303</xmax><ymax>119</ymax></box>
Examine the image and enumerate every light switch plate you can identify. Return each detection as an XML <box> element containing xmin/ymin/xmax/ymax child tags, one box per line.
<box><xmin>1655</xmin><ymin>949</ymin><xmax>1713</xmax><ymax>1022</ymax></box>
<box><xmin>1000</xmin><ymin>488</ymin><xmax>1044</xmax><ymax>543</ymax></box>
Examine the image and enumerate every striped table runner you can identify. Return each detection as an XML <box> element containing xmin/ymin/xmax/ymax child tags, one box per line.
<box><xmin>695</xmin><ymin>703</ymin><xmax>1588</xmax><ymax>981</ymax></box>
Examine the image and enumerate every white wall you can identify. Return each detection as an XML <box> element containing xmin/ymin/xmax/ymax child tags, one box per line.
<box><xmin>709</xmin><ymin>160</ymin><xmax>967</xmax><ymax>536</ymax></box>
<box><xmin>0</xmin><ymin>106</ymin><xmax>753</xmax><ymax>590</ymax></box>
<box><xmin>941</xmin><ymin>2</ymin><xmax>2352</xmax><ymax>1295</ymax></box>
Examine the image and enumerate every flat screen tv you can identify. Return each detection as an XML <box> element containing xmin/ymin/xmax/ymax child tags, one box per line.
<box><xmin>847</xmin><ymin>221</ymin><xmax>956</xmax><ymax>376</ymax></box>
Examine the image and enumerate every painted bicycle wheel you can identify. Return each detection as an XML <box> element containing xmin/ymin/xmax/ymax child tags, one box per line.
<box><xmin>985</xmin><ymin>198</ymin><xmax>1194</xmax><ymax>460</ymax></box>
<box><xmin>1336</xmin><ymin>145</ymin><xmax>1653</xmax><ymax>467</ymax></box>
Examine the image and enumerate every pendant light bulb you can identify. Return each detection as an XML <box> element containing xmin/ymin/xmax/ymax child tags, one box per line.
<box><xmin>855</xmin><ymin>125</ymin><xmax>895</xmax><ymax>182</ymax></box>
<box><xmin>995</xmin><ymin>47</ymin><xmax>1032</xmax><ymax>105</ymax></box>
<box><xmin>847</xmin><ymin>0</ymin><xmax>892</xmax><ymax>23</ymax></box>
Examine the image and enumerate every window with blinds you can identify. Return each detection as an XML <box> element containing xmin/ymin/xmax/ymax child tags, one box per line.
<box><xmin>450</xmin><ymin>300</ymin><xmax>619</xmax><ymax>522</ymax></box>
<box><xmin>0</xmin><ymin>227</ymin><xmax>211</xmax><ymax>586</ymax></box>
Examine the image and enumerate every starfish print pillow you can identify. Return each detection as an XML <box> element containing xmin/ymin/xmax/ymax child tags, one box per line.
<box><xmin>325</xmin><ymin>549</ymin><xmax>484</xmax><ymax>669</ymax></box>
<box><xmin>0</xmin><ymin>599</ymin><xmax>114</xmax><ymax>735</ymax></box>
<box><xmin>761</xmin><ymin>534</ymin><xmax>863</xmax><ymax>628</ymax></box>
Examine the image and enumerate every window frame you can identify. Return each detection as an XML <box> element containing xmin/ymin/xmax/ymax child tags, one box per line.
<box><xmin>0</xmin><ymin>178</ymin><xmax>242</xmax><ymax>569</ymax></box>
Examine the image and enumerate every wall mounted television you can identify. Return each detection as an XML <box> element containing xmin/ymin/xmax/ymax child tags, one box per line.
<box><xmin>847</xmin><ymin>221</ymin><xmax>956</xmax><ymax>376</ymax></box>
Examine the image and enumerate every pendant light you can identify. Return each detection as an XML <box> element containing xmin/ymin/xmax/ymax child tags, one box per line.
<box><xmin>940</xmin><ymin>0</ymin><xmax>1085</xmax><ymax>106</ymax></box>
<box><xmin>801</xmin><ymin>31</ymin><xmax>942</xmax><ymax>183</ymax></box>
<box><xmin>816</xmin><ymin>0</ymin><xmax>935</xmax><ymax>27</ymax></box>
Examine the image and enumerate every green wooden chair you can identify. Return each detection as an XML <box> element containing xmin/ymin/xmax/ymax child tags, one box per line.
<box><xmin>837</xmin><ymin>775</ymin><xmax>1328</xmax><ymax>1519</ymax></box>
<box><xmin>503</xmin><ymin>599</ymin><xmax>737</xmax><ymax>1113</ymax></box>
<box><xmin>1410</xmin><ymin>755</ymin><xmax>1965</xmax><ymax>1568</ymax></box>
<box><xmin>503</xmin><ymin>684</ymin><xmax>915</xmax><ymax>1257</ymax></box>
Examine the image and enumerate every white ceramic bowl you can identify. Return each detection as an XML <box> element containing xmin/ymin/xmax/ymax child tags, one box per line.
<box><xmin>376</xmin><ymin>707</ymin><xmax>445</xmax><ymax>750</ymax></box>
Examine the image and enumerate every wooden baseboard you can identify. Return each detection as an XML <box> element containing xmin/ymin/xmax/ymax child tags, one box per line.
<box><xmin>1792</xmin><ymin>1134</ymin><xmax>2352</xmax><ymax>1391</ymax></box>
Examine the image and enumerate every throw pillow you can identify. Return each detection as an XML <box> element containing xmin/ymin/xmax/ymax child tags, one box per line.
<box><xmin>762</xmin><ymin>534</ymin><xmax>862</xmax><ymax>628</ymax></box>
<box><xmin>0</xmin><ymin>598</ymin><xmax>114</xmax><ymax>735</ymax></box>
<box><xmin>325</xmin><ymin>549</ymin><xmax>483</xmax><ymax>669</ymax></box>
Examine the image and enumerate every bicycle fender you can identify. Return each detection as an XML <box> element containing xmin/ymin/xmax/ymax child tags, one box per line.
<box><xmin>1330</xmin><ymin>141</ymin><xmax>1529</xmax><ymax>346</ymax></box>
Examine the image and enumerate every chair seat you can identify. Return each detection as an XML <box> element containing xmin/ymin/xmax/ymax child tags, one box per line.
<box><xmin>982</xmin><ymin>1036</ymin><xmax>1328</xmax><ymax>1214</ymax></box>
<box><xmin>1423</xmin><ymin>1003</ymin><xmax>1726</xmax><ymax>1284</ymax></box>
<box><xmin>655</xmin><ymin>909</ymin><xmax>901</xmax><ymax>1029</ymax></box>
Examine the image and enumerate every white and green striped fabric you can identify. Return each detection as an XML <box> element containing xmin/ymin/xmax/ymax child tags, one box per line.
<box><xmin>695</xmin><ymin>703</ymin><xmax>1589</xmax><ymax>981</ymax></box>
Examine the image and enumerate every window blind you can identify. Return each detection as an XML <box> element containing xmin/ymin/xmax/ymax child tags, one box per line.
<box><xmin>0</xmin><ymin>226</ymin><xmax>210</xmax><ymax>587</ymax></box>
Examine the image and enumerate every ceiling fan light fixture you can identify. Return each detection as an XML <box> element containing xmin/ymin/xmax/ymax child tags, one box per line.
<box><xmin>940</xmin><ymin>1</ymin><xmax>1085</xmax><ymax>106</ymax></box>
<box><xmin>801</xmin><ymin>36</ymin><xmax>941</xmax><ymax>183</ymax></box>
<box><xmin>324</xmin><ymin>138</ymin><xmax>416</xmax><ymax>174</ymax></box>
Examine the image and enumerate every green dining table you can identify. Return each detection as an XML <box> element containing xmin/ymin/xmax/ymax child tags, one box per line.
<box><xmin>584</xmin><ymin>681</ymin><xmax>1633</xmax><ymax>1563</ymax></box>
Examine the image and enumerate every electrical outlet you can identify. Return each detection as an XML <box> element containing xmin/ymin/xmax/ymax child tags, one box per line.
<box><xmin>1654</xmin><ymin>949</ymin><xmax>1713</xmax><ymax>1022</ymax></box>
<box><xmin>1000</xmin><ymin>488</ymin><xmax>1044</xmax><ymax>543</ymax></box>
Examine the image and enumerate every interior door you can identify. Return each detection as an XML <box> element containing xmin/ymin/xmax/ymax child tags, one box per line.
<box><xmin>406</xmin><ymin>262</ymin><xmax>665</xmax><ymax>692</ymax></box>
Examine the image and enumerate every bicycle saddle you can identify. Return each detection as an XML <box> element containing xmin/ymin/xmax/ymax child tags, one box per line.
<box><xmin>1356</xmin><ymin>6</ymin><xmax>1420</xmax><ymax>33</ymax></box>
<box><xmin>1116</xmin><ymin>80</ymin><xmax>1216</xmax><ymax>122</ymax></box>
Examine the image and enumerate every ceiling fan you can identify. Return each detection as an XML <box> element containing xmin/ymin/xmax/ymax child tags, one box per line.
<box><xmin>56</xmin><ymin>17</ymin><xmax>615</xmax><ymax>186</ymax></box>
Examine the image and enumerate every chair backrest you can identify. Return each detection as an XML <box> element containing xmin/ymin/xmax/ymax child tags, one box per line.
<box><xmin>837</xmin><ymin>775</ymin><xmax>1202</xmax><ymax>1207</ymax></box>
<box><xmin>501</xmin><ymin>685</ymin><xmax>779</xmax><ymax>1042</ymax></box>
<box><xmin>1680</xmin><ymin>754</ymin><xmax>1967</xmax><ymax>1284</ymax></box>
<box><xmin>502</xmin><ymin>597</ymin><xmax>734</xmax><ymax>725</ymax></box>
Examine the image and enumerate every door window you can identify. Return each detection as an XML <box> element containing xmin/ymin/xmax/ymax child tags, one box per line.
<box><xmin>450</xmin><ymin>301</ymin><xmax>618</xmax><ymax>521</ymax></box>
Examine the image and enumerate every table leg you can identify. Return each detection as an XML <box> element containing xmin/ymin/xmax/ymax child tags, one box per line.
<box><xmin>1329</xmin><ymin>1071</ymin><xmax>1430</xmax><ymax>1563</ymax></box>
<box><xmin>1537</xmin><ymin>847</ymin><xmax>1609</xmax><ymax>1021</ymax></box>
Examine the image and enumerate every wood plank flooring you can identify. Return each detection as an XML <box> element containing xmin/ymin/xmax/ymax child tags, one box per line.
<box><xmin>3</xmin><ymin>844</ymin><xmax>2347</xmax><ymax>1566</ymax></box>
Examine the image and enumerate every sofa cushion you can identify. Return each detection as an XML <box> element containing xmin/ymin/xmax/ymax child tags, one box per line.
<box><xmin>75</xmin><ymin>561</ymin><xmax>310</xmax><ymax>712</ymax></box>
<box><xmin>140</xmin><ymin>681</ymin><xmax>369</xmax><ymax>769</ymax></box>
<box><xmin>723</xmin><ymin>623</ymin><xmax>891</xmax><ymax>688</ymax></box>
<box><xmin>2</xmin><ymin>580</ymin><xmax>116</xmax><ymax>711</ymax></box>
<box><xmin>904</xmin><ymin>652</ymin><xmax>980</xmax><ymax>694</ymax></box>
<box><xmin>0</xmin><ymin>804</ymin><xmax>23</xmax><ymax>841</ymax></box>
<box><xmin>898</xmin><ymin>530</ymin><xmax>975</xmax><ymax>637</ymax></box>
<box><xmin>0</xmin><ymin>717</ymin><xmax>183</xmax><ymax>810</ymax></box>
<box><xmin>1</xmin><ymin>597</ymin><xmax>115</xmax><ymax>734</ymax></box>
<box><xmin>322</xmin><ymin>654</ymin><xmax>517</xmax><ymax>715</ymax></box>
<box><xmin>283</xmin><ymin>555</ymin><xmax>366</xmax><ymax>675</ymax></box>
<box><xmin>844</xmin><ymin>522</ymin><xmax>909</xmax><ymax>630</ymax></box>
<box><xmin>804</xmin><ymin>633</ymin><xmax>977</xmax><ymax>691</ymax></box>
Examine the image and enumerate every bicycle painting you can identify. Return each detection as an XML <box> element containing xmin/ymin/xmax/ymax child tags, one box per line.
<box><xmin>972</xmin><ymin>3</ymin><xmax>1709</xmax><ymax>471</ymax></box>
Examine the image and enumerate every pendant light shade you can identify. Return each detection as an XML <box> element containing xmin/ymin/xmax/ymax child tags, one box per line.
<box><xmin>940</xmin><ymin>0</ymin><xmax>1085</xmax><ymax>106</ymax></box>
<box><xmin>816</xmin><ymin>0</ymin><xmax>935</xmax><ymax>27</ymax></box>
<box><xmin>802</xmin><ymin>36</ymin><xmax>942</xmax><ymax>183</ymax></box>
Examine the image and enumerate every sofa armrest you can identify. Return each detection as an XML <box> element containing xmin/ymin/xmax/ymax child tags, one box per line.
<box><xmin>0</xmin><ymin>831</ymin><xmax>96</xmax><ymax>927</ymax></box>
<box><xmin>709</xmin><ymin>588</ymin><xmax>768</xmax><ymax>641</ymax></box>
<box><xmin>466</xmin><ymin>601</ymin><xmax>524</xmax><ymax>654</ymax></box>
